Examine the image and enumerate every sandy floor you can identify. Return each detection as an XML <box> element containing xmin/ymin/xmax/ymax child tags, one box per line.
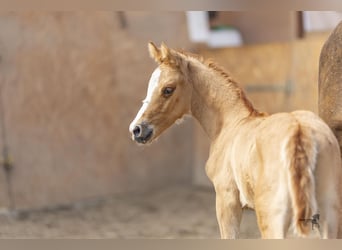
<box><xmin>0</xmin><ymin>185</ymin><xmax>264</xmax><ymax>239</ymax></box>
<box><xmin>0</xmin><ymin>185</ymin><xmax>322</xmax><ymax>239</ymax></box>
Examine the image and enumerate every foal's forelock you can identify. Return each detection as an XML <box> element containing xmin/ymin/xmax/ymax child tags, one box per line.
<box><xmin>129</xmin><ymin>67</ymin><xmax>161</xmax><ymax>133</ymax></box>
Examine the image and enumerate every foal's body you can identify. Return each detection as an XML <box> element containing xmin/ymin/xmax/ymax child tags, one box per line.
<box><xmin>209</xmin><ymin>111</ymin><xmax>340</xmax><ymax>238</ymax></box>
<box><xmin>129</xmin><ymin>42</ymin><xmax>342</xmax><ymax>238</ymax></box>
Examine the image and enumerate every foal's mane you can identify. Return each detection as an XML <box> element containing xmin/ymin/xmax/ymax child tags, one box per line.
<box><xmin>176</xmin><ymin>49</ymin><xmax>265</xmax><ymax>117</ymax></box>
<box><xmin>176</xmin><ymin>50</ymin><xmax>236</xmax><ymax>82</ymax></box>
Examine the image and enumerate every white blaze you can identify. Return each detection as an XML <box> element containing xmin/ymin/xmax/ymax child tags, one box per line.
<box><xmin>129</xmin><ymin>67</ymin><xmax>161</xmax><ymax>133</ymax></box>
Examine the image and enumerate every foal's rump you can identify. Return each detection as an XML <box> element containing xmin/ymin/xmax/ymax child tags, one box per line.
<box><xmin>254</xmin><ymin>110</ymin><xmax>341</xmax><ymax>237</ymax></box>
<box><xmin>290</xmin><ymin>110</ymin><xmax>342</xmax><ymax>237</ymax></box>
<box><xmin>278</xmin><ymin>110</ymin><xmax>341</xmax><ymax>237</ymax></box>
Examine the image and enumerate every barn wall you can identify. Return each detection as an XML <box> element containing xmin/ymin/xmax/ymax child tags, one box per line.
<box><xmin>0</xmin><ymin>12</ymin><xmax>194</xmax><ymax>210</ymax></box>
<box><xmin>0</xmin><ymin>11</ymin><xmax>332</xmax><ymax>210</ymax></box>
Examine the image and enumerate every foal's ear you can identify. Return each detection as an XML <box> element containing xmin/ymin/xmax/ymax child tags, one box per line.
<box><xmin>160</xmin><ymin>42</ymin><xmax>171</xmax><ymax>61</ymax></box>
<box><xmin>148</xmin><ymin>42</ymin><xmax>177</xmax><ymax>66</ymax></box>
<box><xmin>148</xmin><ymin>42</ymin><xmax>162</xmax><ymax>63</ymax></box>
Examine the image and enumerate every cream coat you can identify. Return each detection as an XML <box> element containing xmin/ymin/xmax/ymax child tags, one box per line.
<box><xmin>129</xmin><ymin>42</ymin><xmax>342</xmax><ymax>239</ymax></box>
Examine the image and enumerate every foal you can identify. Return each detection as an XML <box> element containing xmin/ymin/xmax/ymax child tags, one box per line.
<box><xmin>129</xmin><ymin>42</ymin><xmax>342</xmax><ymax>239</ymax></box>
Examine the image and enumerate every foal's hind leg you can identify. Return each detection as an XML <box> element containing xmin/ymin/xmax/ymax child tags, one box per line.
<box><xmin>320</xmin><ymin>211</ymin><xmax>339</xmax><ymax>239</ymax></box>
<box><xmin>255</xmin><ymin>192</ymin><xmax>291</xmax><ymax>239</ymax></box>
<box><xmin>316</xmin><ymin>192</ymin><xmax>339</xmax><ymax>238</ymax></box>
<box><xmin>315</xmin><ymin>153</ymin><xmax>341</xmax><ymax>239</ymax></box>
<box><xmin>255</xmin><ymin>206</ymin><xmax>291</xmax><ymax>239</ymax></box>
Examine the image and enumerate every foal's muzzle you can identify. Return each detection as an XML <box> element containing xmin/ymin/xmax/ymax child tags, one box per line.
<box><xmin>132</xmin><ymin>123</ymin><xmax>153</xmax><ymax>144</ymax></box>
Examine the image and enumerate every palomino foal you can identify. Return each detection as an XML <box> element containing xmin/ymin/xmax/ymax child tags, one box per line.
<box><xmin>129</xmin><ymin>42</ymin><xmax>342</xmax><ymax>239</ymax></box>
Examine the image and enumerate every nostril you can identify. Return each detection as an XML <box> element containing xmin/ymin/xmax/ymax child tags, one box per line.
<box><xmin>133</xmin><ymin>125</ymin><xmax>142</xmax><ymax>137</ymax></box>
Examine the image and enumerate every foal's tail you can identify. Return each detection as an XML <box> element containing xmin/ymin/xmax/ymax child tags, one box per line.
<box><xmin>284</xmin><ymin>124</ymin><xmax>318</xmax><ymax>237</ymax></box>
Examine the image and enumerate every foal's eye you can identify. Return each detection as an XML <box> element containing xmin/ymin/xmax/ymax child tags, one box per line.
<box><xmin>162</xmin><ymin>87</ymin><xmax>175</xmax><ymax>97</ymax></box>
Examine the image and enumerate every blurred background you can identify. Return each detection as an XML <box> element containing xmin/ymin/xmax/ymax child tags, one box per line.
<box><xmin>0</xmin><ymin>11</ymin><xmax>340</xmax><ymax>238</ymax></box>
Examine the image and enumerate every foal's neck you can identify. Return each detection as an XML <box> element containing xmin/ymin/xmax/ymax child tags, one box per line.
<box><xmin>188</xmin><ymin>59</ymin><xmax>262</xmax><ymax>141</ymax></box>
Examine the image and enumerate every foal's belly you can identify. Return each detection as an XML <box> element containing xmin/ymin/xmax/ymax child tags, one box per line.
<box><xmin>230</xmin><ymin>138</ymin><xmax>258</xmax><ymax>209</ymax></box>
<box><xmin>235</xmin><ymin>172</ymin><xmax>255</xmax><ymax>209</ymax></box>
<box><xmin>230</xmin><ymin>158</ymin><xmax>256</xmax><ymax>209</ymax></box>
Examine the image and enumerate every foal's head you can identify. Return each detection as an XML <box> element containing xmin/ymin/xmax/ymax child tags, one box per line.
<box><xmin>129</xmin><ymin>42</ymin><xmax>192</xmax><ymax>144</ymax></box>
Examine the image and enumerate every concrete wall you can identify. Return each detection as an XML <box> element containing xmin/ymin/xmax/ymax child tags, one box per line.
<box><xmin>0</xmin><ymin>12</ymin><xmax>194</xmax><ymax>210</ymax></box>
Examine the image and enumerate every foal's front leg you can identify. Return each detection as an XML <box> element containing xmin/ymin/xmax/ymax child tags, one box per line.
<box><xmin>215</xmin><ymin>186</ymin><xmax>243</xmax><ymax>239</ymax></box>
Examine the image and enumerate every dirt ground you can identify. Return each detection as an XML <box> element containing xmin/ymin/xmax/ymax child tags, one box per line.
<box><xmin>0</xmin><ymin>185</ymin><xmax>265</xmax><ymax>239</ymax></box>
<box><xmin>0</xmin><ymin>185</ymin><xmax>322</xmax><ymax>239</ymax></box>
